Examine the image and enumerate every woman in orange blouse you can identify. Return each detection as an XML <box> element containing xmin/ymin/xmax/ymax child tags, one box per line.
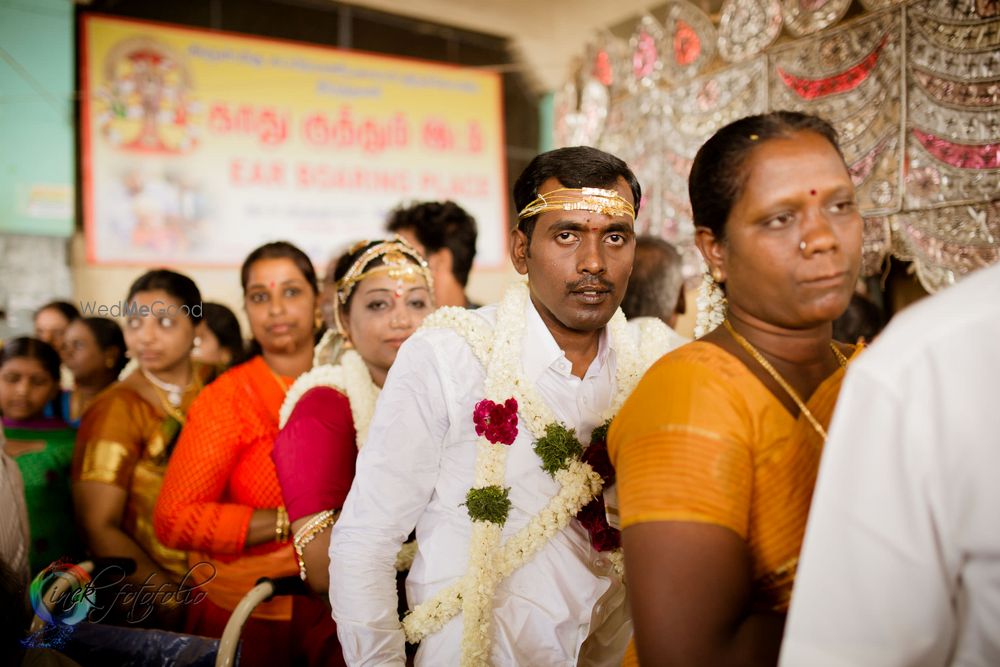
<box><xmin>72</xmin><ymin>270</ymin><xmax>207</xmax><ymax>629</ymax></box>
<box><xmin>609</xmin><ymin>112</ymin><xmax>863</xmax><ymax>666</ymax></box>
<box><xmin>154</xmin><ymin>241</ymin><xmax>321</xmax><ymax>667</ymax></box>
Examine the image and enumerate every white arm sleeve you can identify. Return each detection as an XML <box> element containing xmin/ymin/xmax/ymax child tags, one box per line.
<box><xmin>328</xmin><ymin>333</ymin><xmax>452</xmax><ymax>667</ymax></box>
<box><xmin>780</xmin><ymin>365</ymin><xmax>955</xmax><ymax>667</ymax></box>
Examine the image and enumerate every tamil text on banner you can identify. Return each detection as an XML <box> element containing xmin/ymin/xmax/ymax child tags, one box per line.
<box><xmin>81</xmin><ymin>14</ymin><xmax>506</xmax><ymax>267</ymax></box>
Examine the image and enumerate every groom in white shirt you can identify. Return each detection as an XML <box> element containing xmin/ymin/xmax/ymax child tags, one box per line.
<box><xmin>329</xmin><ymin>146</ymin><xmax>671</xmax><ymax>666</ymax></box>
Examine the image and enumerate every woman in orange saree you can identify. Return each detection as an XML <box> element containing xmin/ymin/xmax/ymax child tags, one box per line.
<box><xmin>154</xmin><ymin>242</ymin><xmax>325</xmax><ymax>667</ymax></box>
<box><xmin>609</xmin><ymin>112</ymin><xmax>864</xmax><ymax>666</ymax></box>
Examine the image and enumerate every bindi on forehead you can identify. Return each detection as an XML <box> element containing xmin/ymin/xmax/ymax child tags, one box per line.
<box><xmin>810</xmin><ymin>189</ymin><xmax>817</xmax><ymax>196</ymax></box>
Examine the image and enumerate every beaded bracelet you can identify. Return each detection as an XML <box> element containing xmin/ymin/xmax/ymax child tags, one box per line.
<box><xmin>293</xmin><ymin>509</ymin><xmax>338</xmax><ymax>581</ymax></box>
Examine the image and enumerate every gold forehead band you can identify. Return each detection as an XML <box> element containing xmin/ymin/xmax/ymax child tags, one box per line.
<box><xmin>517</xmin><ymin>187</ymin><xmax>635</xmax><ymax>222</ymax></box>
<box><xmin>335</xmin><ymin>237</ymin><xmax>433</xmax><ymax>305</ymax></box>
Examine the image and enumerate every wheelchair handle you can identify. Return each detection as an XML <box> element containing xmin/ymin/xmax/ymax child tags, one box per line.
<box><xmin>216</xmin><ymin>576</ymin><xmax>313</xmax><ymax>667</ymax></box>
<box><xmin>255</xmin><ymin>575</ymin><xmax>310</xmax><ymax>600</ymax></box>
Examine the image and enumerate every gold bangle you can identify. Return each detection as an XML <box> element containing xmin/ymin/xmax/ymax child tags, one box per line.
<box><xmin>292</xmin><ymin>509</ymin><xmax>338</xmax><ymax>581</ymax></box>
<box><xmin>275</xmin><ymin>506</ymin><xmax>290</xmax><ymax>543</ymax></box>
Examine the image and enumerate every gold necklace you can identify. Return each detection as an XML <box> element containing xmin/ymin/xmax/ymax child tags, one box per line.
<box><xmin>723</xmin><ymin>319</ymin><xmax>846</xmax><ymax>442</ymax></box>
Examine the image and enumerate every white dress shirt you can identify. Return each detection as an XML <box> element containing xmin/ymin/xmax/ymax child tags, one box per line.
<box><xmin>329</xmin><ymin>297</ymin><xmax>633</xmax><ymax>666</ymax></box>
<box><xmin>780</xmin><ymin>262</ymin><xmax>1000</xmax><ymax>667</ymax></box>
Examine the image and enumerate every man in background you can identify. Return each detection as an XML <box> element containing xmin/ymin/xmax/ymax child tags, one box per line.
<box><xmin>619</xmin><ymin>236</ymin><xmax>686</xmax><ymax>330</ymax></box>
<box><xmin>832</xmin><ymin>292</ymin><xmax>886</xmax><ymax>345</ymax></box>
<box><xmin>386</xmin><ymin>201</ymin><xmax>478</xmax><ymax>308</ymax></box>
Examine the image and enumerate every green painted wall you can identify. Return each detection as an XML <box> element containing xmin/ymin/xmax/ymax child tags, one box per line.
<box><xmin>0</xmin><ymin>0</ymin><xmax>74</xmax><ymax>236</ymax></box>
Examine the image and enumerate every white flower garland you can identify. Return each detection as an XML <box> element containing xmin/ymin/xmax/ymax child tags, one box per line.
<box><xmin>402</xmin><ymin>280</ymin><xmax>661</xmax><ymax>664</ymax></box>
<box><xmin>635</xmin><ymin>316</ymin><xmax>678</xmax><ymax>369</ymax></box>
<box><xmin>694</xmin><ymin>261</ymin><xmax>727</xmax><ymax>339</ymax></box>
<box><xmin>278</xmin><ymin>348</ymin><xmax>379</xmax><ymax>450</ymax></box>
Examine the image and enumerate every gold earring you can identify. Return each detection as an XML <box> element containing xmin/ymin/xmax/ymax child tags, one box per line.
<box><xmin>711</xmin><ymin>268</ymin><xmax>723</xmax><ymax>282</ymax></box>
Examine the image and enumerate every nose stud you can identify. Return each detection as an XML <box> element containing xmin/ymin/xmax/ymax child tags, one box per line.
<box><xmin>799</xmin><ymin>241</ymin><xmax>808</xmax><ymax>252</ymax></box>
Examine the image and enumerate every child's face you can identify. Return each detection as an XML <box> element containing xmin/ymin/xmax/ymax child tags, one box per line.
<box><xmin>0</xmin><ymin>357</ymin><xmax>57</xmax><ymax>421</ymax></box>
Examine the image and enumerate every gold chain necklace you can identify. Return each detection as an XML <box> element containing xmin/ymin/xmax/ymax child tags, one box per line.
<box><xmin>723</xmin><ymin>319</ymin><xmax>846</xmax><ymax>442</ymax></box>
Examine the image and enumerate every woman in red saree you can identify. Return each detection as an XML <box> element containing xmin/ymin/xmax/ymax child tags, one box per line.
<box><xmin>272</xmin><ymin>237</ymin><xmax>434</xmax><ymax>663</ymax></box>
<box><xmin>154</xmin><ymin>241</ymin><xmax>322</xmax><ymax>666</ymax></box>
<box><xmin>271</xmin><ymin>238</ymin><xmax>434</xmax><ymax>664</ymax></box>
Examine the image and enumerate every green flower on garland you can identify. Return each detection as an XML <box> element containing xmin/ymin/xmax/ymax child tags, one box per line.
<box><xmin>533</xmin><ymin>423</ymin><xmax>584</xmax><ymax>476</ymax></box>
<box><xmin>590</xmin><ymin>419</ymin><xmax>611</xmax><ymax>446</ymax></box>
<box><xmin>465</xmin><ymin>485</ymin><xmax>512</xmax><ymax>525</ymax></box>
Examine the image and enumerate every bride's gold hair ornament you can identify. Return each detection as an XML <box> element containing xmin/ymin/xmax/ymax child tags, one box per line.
<box><xmin>335</xmin><ymin>236</ymin><xmax>433</xmax><ymax>306</ymax></box>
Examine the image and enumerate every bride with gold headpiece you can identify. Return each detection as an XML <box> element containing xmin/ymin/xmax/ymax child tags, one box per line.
<box><xmin>273</xmin><ymin>237</ymin><xmax>434</xmax><ymax>598</ymax></box>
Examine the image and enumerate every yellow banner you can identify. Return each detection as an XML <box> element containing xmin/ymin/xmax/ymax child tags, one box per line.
<box><xmin>81</xmin><ymin>15</ymin><xmax>506</xmax><ymax>267</ymax></box>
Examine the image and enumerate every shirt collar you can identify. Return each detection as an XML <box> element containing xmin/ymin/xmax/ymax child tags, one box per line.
<box><xmin>522</xmin><ymin>294</ymin><xmax>612</xmax><ymax>384</ymax></box>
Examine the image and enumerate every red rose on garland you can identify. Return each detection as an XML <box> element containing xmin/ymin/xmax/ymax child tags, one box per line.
<box><xmin>576</xmin><ymin>495</ymin><xmax>621</xmax><ymax>552</ymax></box>
<box><xmin>473</xmin><ymin>398</ymin><xmax>519</xmax><ymax>445</ymax></box>
<box><xmin>575</xmin><ymin>420</ymin><xmax>620</xmax><ymax>551</ymax></box>
<box><xmin>580</xmin><ymin>438</ymin><xmax>614</xmax><ymax>486</ymax></box>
